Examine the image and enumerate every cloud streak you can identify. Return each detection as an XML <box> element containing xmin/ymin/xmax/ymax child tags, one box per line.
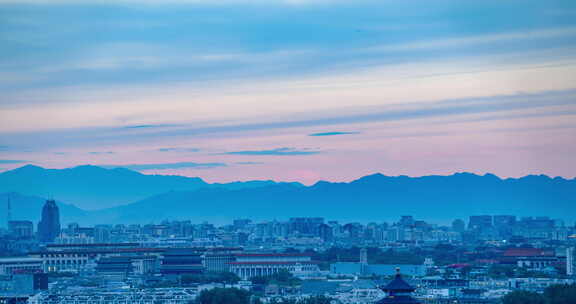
<box><xmin>124</xmin><ymin>124</ymin><xmax>177</xmax><ymax>129</ymax></box>
<box><xmin>370</xmin><ymin>27</ymin><xmax>576</xmax><ymax>53</ymax></box>
<box><xmin>157</xmin><ymin>147</ymin><xmax>200</xmax><ymax>152</ymax></box>
<box><xmin>309</xmin><ymin>131</ymin><xmax>359</xmax><ymax>136</ymax></box>
<box><xmin>224</xmin><ymin>147</ymin><xmax>320</xmax><ymax>156</ymax></box>
<box><xmin>1</xmin><ymin>89</ymin><xmax>575</xmax><ymax>150</ymax></box>
<box><xmin>103</xmin><ymin>162</ymin><xmax>227</xmax><ymax>170</ymax></box>
<box><xmin>0</xmin><ymin>160</ymin><xmax>27</xmax><ymax>164</ymax></box>
<box><xmin>235</xmin><ymin>161</ymin><xmax>265</xmax><ymax>165</ymax></box>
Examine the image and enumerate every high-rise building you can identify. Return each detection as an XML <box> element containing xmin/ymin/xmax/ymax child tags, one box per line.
<box><xmin>4</xmin><ymin>194</ymin><xmax>12</xmax><ymax>229</ymax></box>
<box><xmin>233</xmin><ymin>219</ymin><xmax>252</xmax><ymax>230</ymax></box>
<box><xmin>360</xmin><ymin>248</ymin><xmax>368</xmax><ymax>264</ymax></box>
<box><xmin>399</xmin><ymin>216</ymin><xmax>415</xmax><ymax>227</ymax></box>
<box><xmin>37</xmin><ymin>200</ymin><xmax>60</xmax><ymax>243</ymax></box>
<box><xmin>289</xmin><ymin>217</ymin><xmax>324</xmax><ymax>235</ymax></box>
<box><xmin>8</xmin><ymin>221</ymin><xmax>34</xmax><ymax>238</ymax></box>
<box><xmin>451</xmin><ymin>219</ymin><xmax>465</xmax><ymax>232</ymax></box>
<box><xmin>567</xmin><ymin>247</ymin><xmax>575</xmax><ymax>276</ymax></box>
<box><xmin>468</xmin><ymin>215</ymin><xmax>493</xmax><ymax>230</ymax></box>
<box><xmin>494</xmin><ymin>215</ymin><xmax>516</xmax><ymax>228</ymax></box>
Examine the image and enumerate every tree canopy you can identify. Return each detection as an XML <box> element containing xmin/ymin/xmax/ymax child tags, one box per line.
<box><xmin>250</xmin><ymin>269</ymin><xmax>301</xmax><ymax>286</ymax></box>
<box><xmin>182</xmin><ymin>272</ymin><xmax>240</xmax><ymax>285</ymax></box>
<box><xmin>196</xmin><ymin>288</ymin><xmax>251</xmax><ymax>304</ymax></box>
<box><xmin>269</xmin><ymin>296</ymin><xmax>334</xmax><ymax>304</ymax></box>
<box><xmin>503</xmin><ymin>284</ymin><xmax>576</xmax><ymax>304</ymax></box>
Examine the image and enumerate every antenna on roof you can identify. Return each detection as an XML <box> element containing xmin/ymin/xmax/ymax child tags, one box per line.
<box><xmin>6</xmin><ymin>193</ymin><xmax>12</xmax><ymax>224</ymax></box>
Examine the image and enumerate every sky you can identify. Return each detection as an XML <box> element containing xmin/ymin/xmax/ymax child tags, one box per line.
<box><xmin>1</xmin><ymin>0</ymin><xmax>576</xmax><ymax>184</ymax></box>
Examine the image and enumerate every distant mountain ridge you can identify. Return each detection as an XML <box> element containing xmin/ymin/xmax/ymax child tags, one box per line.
<box><xmin>1</xmin><ymin>165</ymin><xmax>575</xmax><ymax>225</ymax></box>
<box><xmin>0</xmin><ymin>165</ymin><xmax>301</xmax><ymax>210</ymax></box>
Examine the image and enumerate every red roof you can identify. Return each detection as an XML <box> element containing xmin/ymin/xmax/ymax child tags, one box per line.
<box><xmin>46</xmin><ymin>243</ymin><xmax>139</xmax><ymax>248</ymax></box>
<box><xmin>229</xmin><ymin>261</ymin><xmax>318</xmax><ymax>265</ymax></box>
<box><xmin>502</xmin><ymin>248</ymin><xmax>552</xmax><ymax>257</ymax></box>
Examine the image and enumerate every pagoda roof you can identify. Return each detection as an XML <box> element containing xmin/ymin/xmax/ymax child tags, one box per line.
<box><xmin>382</xmin><ymin>269</ymin><xmax>416</xmax><ymax>292</ymax></box>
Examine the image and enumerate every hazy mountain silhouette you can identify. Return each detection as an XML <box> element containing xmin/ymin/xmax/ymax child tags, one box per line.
<box><xmin>0</xmin><ymin>192</ymin><xmax>87</xmax><ymax>225</ymax></box>
<box><xmin>0</xmin><ymin>165</ymin><xmax>300</xmax><ymax>210</ymax></box>
<box><xmin>2</xmin><ymin>166</ymin><xmax>574</xmax><ymax>225</ymax></box>
<box><xmin>90</xmin><ymin>172</ymin><xmax>573</xmax><ymax>224</ymax></box>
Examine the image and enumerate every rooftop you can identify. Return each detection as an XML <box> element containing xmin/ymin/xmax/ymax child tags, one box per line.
<box><xmin>382</xmin><ymin>269</ymin><xmax>416</xmax><ymax>293</ymax></box>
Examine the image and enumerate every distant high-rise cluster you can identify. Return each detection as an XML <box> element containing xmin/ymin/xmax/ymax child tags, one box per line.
<box><xmin>568</xmin><ymin>247</ymin><xmax>576</xmax><ymax>277</ymax></box>
<box><xmin>37</xmin><ymin>200</ymin><xmax>60</xmax><ymax>243</ymax></box>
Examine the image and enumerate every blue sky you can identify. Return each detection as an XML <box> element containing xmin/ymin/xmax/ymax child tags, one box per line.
<box><xmin>1</xmin><ymin>0</ymin><xmax>576</xmax><ymax>183</ymax></box>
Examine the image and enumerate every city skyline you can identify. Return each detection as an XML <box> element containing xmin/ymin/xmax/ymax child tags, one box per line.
<box><xmin>1</xmin><ymin>2</ymin><xmax>576</xmax><ymax>303</ymax></box>
<box><xmin>1</xmin><ymin>0</ymin><xmax>576</xmax><ymax>184</ymax></box>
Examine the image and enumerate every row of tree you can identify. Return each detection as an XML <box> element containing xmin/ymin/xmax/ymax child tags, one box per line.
<box><xmin>250</xmin><ymin>269</ymin><xmax>301</xmax><ymax>286</ymax></box>
<box><xmin>502</xmin><ymin>284</ymin><xmax>576</xmax><ymax>304</ymax></box>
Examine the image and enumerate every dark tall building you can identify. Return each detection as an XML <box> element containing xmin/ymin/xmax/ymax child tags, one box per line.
<box><xmin>37</xmin><ymin>200</ymin><xmax>60</xmax><ymax>243</ymax></box>
<box><xmin>12</xmin><ymin>273</ymin><xmax>48</xmax><ymax>294</ymax></box>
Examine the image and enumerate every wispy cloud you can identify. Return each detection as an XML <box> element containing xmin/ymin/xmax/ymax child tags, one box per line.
<box><xmin>2</xmin><ymin>89</ymin><xmax>575</xmax><ymax>151</ymax></box>
<box><xmin>309</xmin><ymin>131</ymin><xmax>359</xmax><ymax>136</ymax></box>
<box><xmin>124</xmin><ymin>124</ymin><xmax>177</xmax><ymax>129</ymax></box>
<box><xmin>224</xmin><ymin>147</ymin><xmax>320</xmax><ymax>156</ymax></box>
<box><xmin>88</xmin><ymin>151</ymin><xmax>115</xmax><ymax>155</ymax></box>
<box><xmin>0</xmin><ymin>0</ymin><xmax>332</xmax><ymax>5</ymax></box>
<box><xmin>104</xmin><ymin>162</ymin><xmax>227</xmax><ymax>170</ymax></box>
<box><xmin>235</xmin><ymin>161</ymin><xmax>265</xmax><ymax>165</ymax></box>
<box><xmin>370</xmin><ymin>27</ymin><xmax>576</xmax><ymax>53</ymax></box>
<box><xmin>0</xmin><ymin>160</ymin><xmax>27</xmax><ymax>164</ymax></box>
<box><xmin>158</xmin><ymin>147</ymin><xmax>200</xmax><ymax>152</ymax></box>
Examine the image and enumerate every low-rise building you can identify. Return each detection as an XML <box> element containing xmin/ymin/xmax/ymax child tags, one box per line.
<box><xmin>230</xmin><ymin>253</ymin><xmax>319</xmax><ymax>279</ymax></box>
<box><xmin>28</xmin><ymin>288</ymin><xmax>197</xmax><ymax>304</ymax></box>
<box><xmin>0</xmin><ymin>258</ymin><xmax>45</xmax><ymax>275</ymax></box>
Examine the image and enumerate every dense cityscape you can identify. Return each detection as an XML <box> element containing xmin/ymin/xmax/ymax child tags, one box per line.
<box><xmin>1</xmin><ymin>199</ymin><xmax>575</xmax><ymax>304</ymax></box>
<box><xmin>2</xmin><ymin>0</ymin><xmax>576</xmax><ymax>303</ymax></box>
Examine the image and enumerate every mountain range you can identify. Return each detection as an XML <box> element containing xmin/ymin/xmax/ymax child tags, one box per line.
<box><xmin>0</xmin><ymin>164</ymin><xmax>300</xmax><ymax>210</ymax></box>
<box><xmin>1</xmin><ymin>165</ymin><xmax>575</xmax><ymax>225</ymax></box>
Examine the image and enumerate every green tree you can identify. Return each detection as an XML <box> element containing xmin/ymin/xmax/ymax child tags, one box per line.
<box><xmin>297</xmin><ymin>296</ymin><xmax>333</xmax><ymax>304</ymax></box>
<box><xmin>269</xmin><ymin>296</ymin><xmax>333</xmax><ymax>304</ymax></box>
<box><xmin>543</xmin><ymin>284</ymin><xmax>576</xmax><ymax>304</ymax></box>
<box><xmin>487</xmin><ymin>264</ymin><xmax>515</xmax><ymax>279</ymax></box>
<box><xmin>196</xmin><ymin>288</ymin><xmax>251</xmax><ymax>304</ymax></box>
<box><xmin>502</xmin><ymin>290</ymin><xmax>545</xmax><ymax>304</ymax></box>
<box><xmin>181</xmin><ymin>272</ymin><xmax>240</xmax><ymax>285</ymax></box>
<box><xmin>250</xmin><ymin>269</ymin><xmax>301</xmax><ymax>287</ymax></box>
